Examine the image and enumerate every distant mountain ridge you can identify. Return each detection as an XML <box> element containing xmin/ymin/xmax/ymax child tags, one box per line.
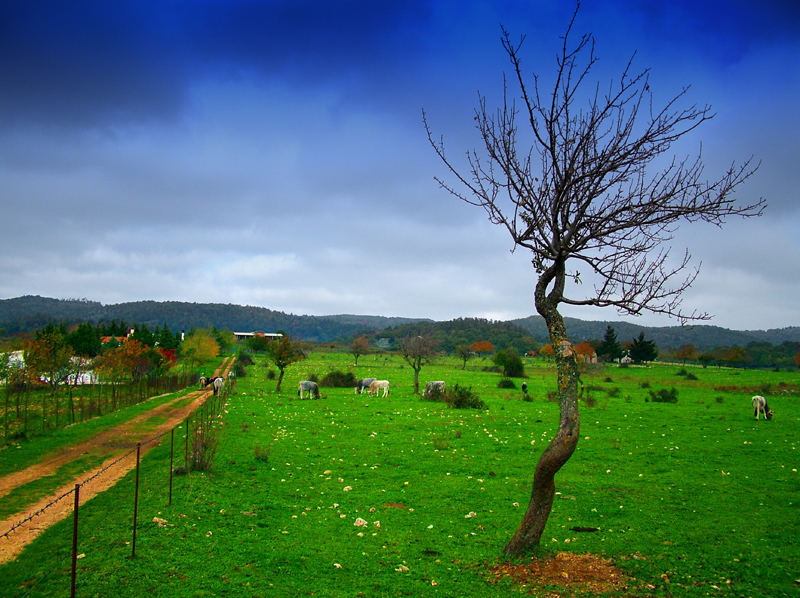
<box><xmin>1</xmin><ymin>295</ymin><xmax>798</xmax><ymax>351</ymax></box>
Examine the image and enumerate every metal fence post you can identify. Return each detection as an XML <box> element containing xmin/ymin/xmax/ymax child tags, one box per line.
<box><xmin>71</xmin><ymin>483</ymin><xmax>80</xmax><ymax>598</ymax></box>
<box><xmin>131</xmin><ymin>443</ymin><xmax>141</xmax><ymax>558</ymax></box>
<box><xmin>169</xmin><ymin>428</ymin><xmax>174</xmax><ymax>506</ymax></box>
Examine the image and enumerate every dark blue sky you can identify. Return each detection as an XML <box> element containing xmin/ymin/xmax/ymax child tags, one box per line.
<box><xmin>1</xmin><ymin>0</ymin><xmax>797</xmax><ymax>329</ymax></box>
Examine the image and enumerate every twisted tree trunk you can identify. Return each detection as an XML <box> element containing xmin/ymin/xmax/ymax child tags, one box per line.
<box><xmin>504</xmin><ymin>262</ymin><xmax>581</xmax><ymax>555</ymax></box>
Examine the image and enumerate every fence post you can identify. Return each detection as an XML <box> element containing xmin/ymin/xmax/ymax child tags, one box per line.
<box><xmin>131</xmin><ymin>443</ymin><xmax>141</xmax><ymax>559</ymax></box>
<box><xmin>71</xmin><ymin>483</ymin><xmax>80</xmax><ymax>598</ymax></box>
<box><xmin>184</xmin><ymin>415</ymin><xmax>190</xmax><ymax>469</ymax></box>
<box><xmin>169</xmin><ymin>428</ymin><xmax>174</xmax><ymax>506</ymax></box>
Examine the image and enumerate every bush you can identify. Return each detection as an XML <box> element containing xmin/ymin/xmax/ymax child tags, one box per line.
<box><xmin>493</xmin><ymin>348</ymin><xmax>525</xmax><ymax>378</ymax></box>
<box><xmin>640</xmin><ymin>381</ymin><xmax>651</xmax><ymax>389</ymax></box>
<box><xmin>254</xmin><ymin>443</ymin><xmax>271</xmax><ymax>463</ymax></box>
<box><xmin>498</xmin><ymin>378</ymin><xmax>516</xmax><ymax>389</ymax></box>
<box><xmin>606</xmin><ymin>386</ymin><xmax>621</xmax><ymax>398</ymax></box>
<box><xmin>320</xmin><ymin>370</ymin><xmax>357</xmax><ymax>388</ymax></box>
<box><xmin>685</xmin><ymin>372</ymin><xmax>698</xmax><ymax>381</ymax></box>
<box><xmin>237</xmin><ymin>351</ymin><xmax>254</xmax><ymax>366</ymax></box>
<box><xmin>233</xmin><ymin>362</ymin><xmax>247</xmax><ymax>378</ymax></box>
<box><xmin>266</xmin><ymin>369</ymin><xmax>276</xmax><ymax>380</ymax></box>
<box><xmin>445</xmin><ymin>384</ymin><xmax>487</xmax><ymax>410</ymax></box>
<box><xmin>308</xmin><ymin>373</ymin><xmax>319</xmax><ymax>383</ymax></box>
<box><xmin>647</xmin><ymin>388</ymin><xmax>679</xmax><ymax>403</ymax></box>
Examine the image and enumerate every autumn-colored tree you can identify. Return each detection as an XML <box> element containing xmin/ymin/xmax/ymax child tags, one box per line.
<box><xmin>399</xmin><ymin>335</ymin><xmax>437</xmax><ymax>394</ymax></box>
<box><xmin>539</xmin><ymin>344</ymin><xmax>555</xmax><ymax>357</ymax></box>
<box><xmin>724</xmin><ymin>346</ymin><xmax>750</xmax><ymax>368</ymax></box>
<box><xmin>265</xmin><ymin>336</ymin><xmax>306</xmax><ymax>392</ymax></box>
<box><xmin>573</xmin><ymin>342</ymin><xmax>596</xmax><ymax>362</ymax></box>
<box><xmin>469</xmin><ymin>340</ymin><xmax>494</xmax><ymax>357</ymax></box>
<box><xmin>351</xmin><ymin>336</ymin><xmax>370</xmax><ymax>366</ymax></box>
<box><xmin>424</xmin><ymin>5</ymin><xmax>762</xmax><ymax>554</ymax></box>
<box><xmin>675</xmin><ymin>344</ymin><xmax>699</xmax><ymax>364</ymax></box>
<box><xmin>24</xmin><ymin>331</ymin><xmax>74</xmax><ymax>429</ymax></box>
<box><xmin>180</xmin><ymin>330</ymin><xmax>220</xmax><ymax>373</ymax></box>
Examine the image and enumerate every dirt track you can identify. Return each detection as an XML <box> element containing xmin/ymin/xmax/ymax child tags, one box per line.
<box><xmin>0</xmin><ymin>357</ymin><xmax>234</xmax><ymax>564</ymax></box>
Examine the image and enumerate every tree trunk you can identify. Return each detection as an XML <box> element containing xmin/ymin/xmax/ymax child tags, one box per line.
<box><xmin>276</xmin><ymin>368</ymin><xmax>285</xmax><ymax>392</ymax></box>
<box><xmin>504</xmin><ymin>263</ymin><xmax>581</xmax><ymax>555</ymax></box>
<box><xmin>413</xmin><ymin>365</ymin><xmax>421</xmax><ymax>394</ymax></box>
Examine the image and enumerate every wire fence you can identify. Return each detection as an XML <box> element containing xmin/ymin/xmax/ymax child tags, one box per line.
<box><xmin>0</xmin><ymin>368</ymin><xmax>234</xmax><ymax>597</ymax></box>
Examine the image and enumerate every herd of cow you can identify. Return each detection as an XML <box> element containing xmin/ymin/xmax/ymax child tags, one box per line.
<box><xmin>199</xmin><ymin>371</ymin><xmax>236</xmax><ymax>396</ymax></box>
<box><xmin>295</xmin><ymin>378</ymin><xmax>447</xmax><ymax>400</ymax></box>
<box><xmin>206</xmin><ymin>368</ymin><xmax>775</xmax><ymax>422</ymax></box>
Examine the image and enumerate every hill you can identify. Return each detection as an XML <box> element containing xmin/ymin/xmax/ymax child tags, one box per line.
<box><xmin>1</xmin><ymin>295</ymin><xmax>799</xmax><ymax>351</ymax></box>
<box><xmin>0</xmin><ymin>296</ymin><xmax>429</xmax><ymax>342</ymax></box>
<box><xmin>511</xmin><ymin>315</ymin><xmax>800</xmax><ymax>352</ymax></box>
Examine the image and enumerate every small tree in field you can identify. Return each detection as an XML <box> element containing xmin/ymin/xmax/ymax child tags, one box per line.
<box><xmin>399</xmin><ymin>335</ymin><xmax>437</xmax><ymax>394</ymax></box>
<box><xmin>455</xmin><ymin>344</ymin><xmax>473</xmax><ymax>370</ymax></box>
<box><xmin>425</xmin><ymin>5</ymin><xmax>764</xmax><ymax>554</ymax></box>
<box><xmin>265</xmin><ymin>336</ymin><xmax>306</xmax><ymax>392</ymax></box>
<box><xmin>629</xmin><ymin>332</ymin><xmax>658</xmax><ymax>364</ymax></box>
<box><xmin>596</xmin><ymin>326</ymin><xmax>623</xmax><ymax>363</ymax></box>
<box><xmin>351</xmin><ymin>336</ymin><xmax>370</xmax><ymax>366</ymax></box>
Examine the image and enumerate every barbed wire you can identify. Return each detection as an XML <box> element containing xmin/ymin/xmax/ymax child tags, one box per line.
<box><xmin>0</xmin><ymin>360</ymin><xmax>234</xmax><ymax>541</ymax></box>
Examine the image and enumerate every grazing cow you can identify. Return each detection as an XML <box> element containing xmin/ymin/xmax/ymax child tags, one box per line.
<box><xmin>298</xmin><ymin>380</ymin><xmax>320</xmax><ymax>399</ymax></box>
<box><xmin>355</xmin><ymin>378</ymin><xmax>377</xmax><ymax>394</ymax></box>
<box><xmin>752</xmin><ymin>395</ymin><xmax>773</xmax><ymax>420</ymax></box>
<box><xmin>212</xmin><ymin>376</ymin><xmax>224</xmax><ymax>396</ymax></box>
<box><xmin>199</xmin><ymin>376</ymin><xmax>207</xmax><ymax>389</ymax></box>
<box><xmin>368</xmin><ymin>379</ymin><xmax>390</xmax><ymax>397</ymax></box>
<box><xmin>423</xmin><ymin>381</ymin><xmax>446</xmax><ymax>399</ymax></box>
<box><xmin>227</xmin><ymin>370</ymin><xmax>236</xmax><ymax>386</ymax></box>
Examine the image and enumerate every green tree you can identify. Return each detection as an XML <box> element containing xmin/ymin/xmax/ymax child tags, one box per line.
<box><xmin>596</xmin><ymin>326</ymin><xmax>623</xmax><ymax>363</ymax></box>
<box><xmin>66</xmin><ymin>322</ymin><xmax>102</xmax><ymax>357</ymax></box>
<box><xmin>424</xmin><ymin>6</ymin><xmax>762</xmax><ymax>554</ymax></box>
<box><xmin>24</xmin><ymin>331</ymin><xmax>74</xmax><ymax>429</ymax></box>
<box><xmin>265</xmin><ymin>336</ymin><xmax>306</xmax><ymax>392</ymax></box>
<box><xmin>629</xmin><ymin>333</ymin><xmax>658</xmax><ymax>364</ymax></box>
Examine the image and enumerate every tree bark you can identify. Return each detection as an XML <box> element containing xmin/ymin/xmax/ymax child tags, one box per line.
<box><xmin>504</xmin><ymin>263</ymin><xmax>581</xmax><ymax>555</ymax></box>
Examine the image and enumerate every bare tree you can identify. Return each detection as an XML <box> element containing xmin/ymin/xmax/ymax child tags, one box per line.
<box><xmin>424</xmin><ymin>6</ymin><xmax>764</xmax><ymax>555</ymax></box>
<box><xmin>398</xmin><ymin>335</ymin><xmax>437</xmax><ymax>394</ymax></box>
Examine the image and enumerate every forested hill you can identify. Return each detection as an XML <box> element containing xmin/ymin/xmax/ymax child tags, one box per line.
<box><xmin>511</xmin><ymin>315</ymin><xmax>800</xmax><ymax>352</ymax></box>
<box><xmin>0</xmin><ymin>296</ymin><xmax>429</xmax><ymax>341</ymax></box>
<box><xmin>1</xmin><ymin>295</ymin><xmax>799</xmax><ymax>351</ymax></box>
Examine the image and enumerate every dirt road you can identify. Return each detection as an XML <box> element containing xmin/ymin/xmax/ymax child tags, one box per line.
<box><xmin>0</xmin><ymin>357</ymin><xmax>234</xmax><ymax>564</ymax></box>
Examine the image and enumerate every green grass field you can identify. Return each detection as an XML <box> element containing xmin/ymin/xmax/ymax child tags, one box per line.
<box><xmin>0</xmin><ymin>351</ymin><xmax>797</xmax><ymax>596</ymax></box>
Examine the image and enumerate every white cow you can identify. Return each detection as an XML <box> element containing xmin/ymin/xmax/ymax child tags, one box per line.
<box><xmin>752</xmin><ymin>395</ymin><xmax>773</xmax><ymax>420</ymax></box>
<box><xmin>298</xmin><ymin>380</ymin><xmax>320</xmax><ymax>399</ymax></box>
<box><xmin>199</xmin><ymin>376</ymin><xmax>207</xmax><ymax>389</ymax></box>
<box><xmin>368</xmin><ymin>379</ymin><xmax>390</xmax><ymax>397</ymax></box>
<box><xmin>423</xmin><ymin>381</ymin><xmax>446</xmax><ymax>399</ymax></box>
<box><xmin>212</xmin><ymin>376</ymin><xmax>224</xmax><ymax>396</ymax></box>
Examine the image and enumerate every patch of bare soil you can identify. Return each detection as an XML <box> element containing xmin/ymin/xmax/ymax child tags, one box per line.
<box><xmin>0</xmin><ymin>358</ymin><xmax>234</xmax><ymax>564</ymax></box>
<box><xmin>488</xmin><ymin>551</ymin><xmax>636</xmax><ymax>597</ymax></box>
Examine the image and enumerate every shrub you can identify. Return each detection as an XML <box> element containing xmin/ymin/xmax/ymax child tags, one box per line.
<box><xmin>237</xmin><ymin>351</ymin><xmax>254</xmax><ymax>366</ymax></box>
<box><xmin>190</xmin><ymin>423</ymin><xmax>219</xmax><ymax>472</ymax></box>
<box><xmin>233</xmin><ymin>362</ymin><xmax>247</xmax><ymax>378</ymax></box>
<box><xmin>445</xmin><ymin>384</ymin><xmax>487</xmax><ymax>409</ymax></box>
<box><xmin>716</xmin><ymin>396</ymin><xmax>725</xmax><ymax>403</ymax></box>
<box><xmin>308</xmin><ymin>373</ymin><xmax>319</xmax><ymax>383</ymax></box>
<box><xmin>640</xmin><ymin>381</ymin><xmax>651</xmax><ymax>388</ymax></box>
<box><xmin>320</xmin><ymin>370</ymin><xmax>357</xmax><ymax>388</ymax></box>
<box><xmin>266</xmin><ymin>369</ymin><xmax>276</xmax><ymax>380</ymax></box>
<box><xmin>606</xmin><ymin>386</ymin><xmax>621</xmax><ymax>398</ymax></box>
<box><xmin>604</xmin><ymin>376</ymin><xmax>614</xmax><ymax>383</ymax></box>
<box><xmin>493</xmin><ymin>348</ymin><xmax>525</xmax><ymax>378</ymax></box>
<box><xmin>581</xmin><ymin>392</ymin><xmax>598</xmax><ymax>408</ymax></box>
<box><xmin>685</xmin><ymin>372</ymin><xmax>698</xmax><ymax>381</ymax></box>
<box><xmin>422</xmin><ymin>383</ymin><xmax>446</xmax><ymax>402</ymax></box>
<box><xmin>677</xmin><ymin>368</ymin><xmax>688</xmax><ymax>376</ymax></box>
<box><xmin>254</xmin><ymin>443</ymin><xmax>271</xmax><ymax>463</ymax></box>
<box><xmin>647</xmin><ymin>388</ymin><xmax>679</xmax><ymax>403</ymax></box>
<box><xmin>498</xmin><ymin>378</ymin><xmax>516</xmax><ymax>389</ymax></box>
